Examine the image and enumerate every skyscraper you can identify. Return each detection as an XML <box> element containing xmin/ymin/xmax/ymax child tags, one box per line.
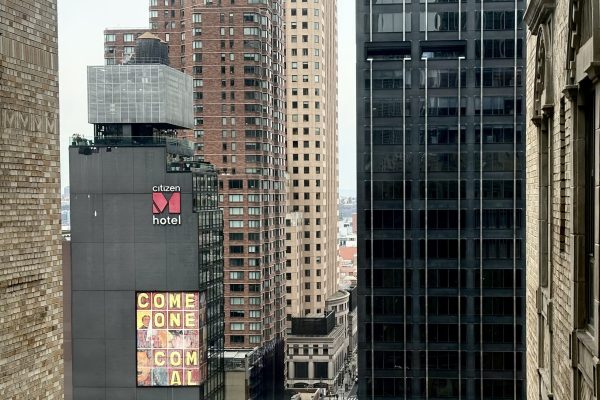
<box><xmin>524</xmin><ymin>0</ymin><xmax>600</xmax><ymax>398</ymax></box>
<box><xmin>104</xmin><ymin>1</ymin><xmax>287</xmax><ymax>395</ymax></box>
<box><xmin>284</xmin><ymin>0</ymin><xmax>339</xmax><ymax>319</ymax></box>
<box><xmin>0</xmin><ymin>1</ymin><xmax>63</xmax><ymax>398</ymax></box>
<box><xmin>356</xmin><ymin>1</ymin><xmax>526</xmax><ymax>398</ymax></box>
<box><xmin>282</xmin><ymin>1</ymin><xmax>351</xmax><ymax>394</ymax></box>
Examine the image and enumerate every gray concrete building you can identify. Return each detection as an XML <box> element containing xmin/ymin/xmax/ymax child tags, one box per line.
<box><xmin>68</xmin><ymin>40</ymin><xmax>224</xmax><ymax>399</ymax></box>
<box><xmin>0</xmin><ymin>0</ymin><xmax>63</xmax><ymax>398</ymax></box>
<box><xmin>525</xmin><ymin>0</ymin><xmax>600</xmax><ymax>398</ymax></box>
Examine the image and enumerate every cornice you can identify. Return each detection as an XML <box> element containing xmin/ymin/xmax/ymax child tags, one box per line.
<box><xmin>525</xmin><ymin>0</ymin><xmax>556</xmax><ymax>33</ymax></box>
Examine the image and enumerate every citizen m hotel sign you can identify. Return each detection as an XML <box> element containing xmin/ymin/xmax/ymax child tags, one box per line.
<box><xmin>152</xmin><ymin>185</ymin><xmax>181</xmax><ymax>226</ymax></box>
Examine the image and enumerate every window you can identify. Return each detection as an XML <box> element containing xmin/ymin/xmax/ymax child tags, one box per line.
<box><xmin>230</xmin><ymin>297</ymin><xmax>244</xmax><ymax>305</ymax></box>
<box><xmin>230</xmin><ymin>335</ymin><xmax>244</xmax><ymax>344</ymax></box>
<box><xmin>249</xmin><ymin>335</ymin><xmax>261</xmax><ymax>344</ymax></box>
<box><xmin>230</xmin><ymin>323</ymin><xmax>245</xmax><ymax>331</ymax></box>
<box><xmin>229</xmin><ymin>220</ymin><xmax>244</xmax><ymax>228</ymax></box>
<box><xmin>249</xmin><ymin>310</ymin><xmax>261</xmax><ymax>318</ymax></box>
<box><xmin>249</xmin><ymin>272</ymin><xmax>261</xmax><ymax>280</ymax></box>
<box><xmin>249</xmin><ymin>323</ymin><xmax>261</xmax><ymax>331</ymax></box>
<box><xmin>124</xmin><ymin>33</ymin><xmax>135</xmax><ymax>42</ymax></box>
<box><xmin>230</xmin><ymin>271</ymin><xmax>244</xmax><ymax>279</ymax></box>
<box><xmin>193</xmin><ymin>13</ymin><xmax>202</xmax><ymax>23</ymax></box>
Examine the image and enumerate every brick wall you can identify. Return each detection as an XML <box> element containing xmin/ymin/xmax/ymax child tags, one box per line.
<box><xmin>0</xmin><ymin>0</ymin><xmax>63</xmax><ymax>398</ymax></box>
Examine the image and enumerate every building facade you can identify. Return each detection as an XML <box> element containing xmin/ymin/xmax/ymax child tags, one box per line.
<box><xmin>0</xmin><ymin>0</ymin><xmax>63</xmax><ymax>398</ymax></box>
<box><xmin>525</xmin><ymin>0</ymin><xmax>600</xmax><ymax>398</ymax></box>
<box><xmin>104</xmin><ymin>1</ymin><xmax>287</xmax><ymax>361</ymax></box>
<box><xmin>284</xmin><ymin>0</ymin><xmax>339</xmax><ymax>319</ymax></box>
<box><xmin>69</xmin><ymin>52</ymin><xmax>224</xmax><ymax>398</ymax></box>
<box><xmin>356</xmin><ymin>0</ymin><xmax>526</xmax><ymax>398</ymax></box>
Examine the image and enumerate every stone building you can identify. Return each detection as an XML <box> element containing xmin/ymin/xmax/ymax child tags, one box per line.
<box><xmin>0</xmin><ymin>0</ymin><xmax>63</xmax><ymax>398</ymax></box>
<box><xmin>525</xmin><ymin>0</ymin><xmax>600</xmax><ymax>398</ymax></box>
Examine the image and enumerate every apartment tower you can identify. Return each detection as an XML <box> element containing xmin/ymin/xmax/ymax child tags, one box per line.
<box><xmin>356</xmin><ymin>0</ymin><xmax>526</xmax><ymax>398</ymax></box>
<box><xmin>284</xmin><ymin>0</ymin><xmax>338</xmax><ymax>323</ymax></box>
<box><xmin>525</xmin><ymin>0</ymin><xmax>600</xmax><ymax>398</ymax></box>
<box><xmin>284</xmin><ymin>0</ymin><xmax>349</xmax><ymax>394</ymax></box>
<box><xmin>0</xmin><ymin>0</ymin><xmax>63</xmax><ymax>398</ymax></box>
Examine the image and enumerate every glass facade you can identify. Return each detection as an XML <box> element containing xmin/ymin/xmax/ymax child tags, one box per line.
<box><xmin>356</xmin><ymin>0</ymin><xmax>526</xmax><ymax>398</ymax></box>
<box><xmin>195</xmin><ymin>166</ymin><xmax>225</xmax><ymax>399</ymax></box>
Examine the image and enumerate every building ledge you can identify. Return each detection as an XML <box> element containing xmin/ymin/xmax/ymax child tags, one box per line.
<box><xmin>524</xmin><ymin>0</ymin><xmax>556</xmax><ymax>33</ymax></box>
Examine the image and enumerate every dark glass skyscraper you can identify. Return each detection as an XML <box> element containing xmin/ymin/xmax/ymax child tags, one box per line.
<box><xmin>356</xmin><ymin>1</ymin><xmax>526</xmax><ymax>398</ymax></box>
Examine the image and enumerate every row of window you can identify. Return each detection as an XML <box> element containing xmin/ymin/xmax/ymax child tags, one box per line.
<box><xmin>229</xmin><ymin>322</ymin><xmax>261</xmax><ymax>331</ymax></box>
<box><xmin>364</xmin><ymin>268</ymin><xmax>522</xmax><ymax>289</ymax></box>
<box><xmin>364</xmin><ymin>377</ymin><xmax>523</xmax><ymax>398</ymax></box>
<box><xmin>366</xmin><ymin>180</ymin><xmax>522</xmax><ymax>201</ymax></box>
<box><xmin>229</xmin><ymin>271</ymin><xmax>261</xmax><ymax>280</ymax></box>
<box><xmin>229</xmin><ymin>297</ymin><xmax>261</xmax><ymax>305</ymax></box>
<box><xmin>366</xmin><ymin>97</ymin><xmax>523</xmax><ymax>118</ymax></box>
<box><xmin>366</xmin><ymin>11</ymin><xmax>523</xmax><ymax>33</ymax></box>
<box><xmin>366</xmin><ymin>125</ymin><xmax>523</xmax><ymax>145</ymax></box>
<box><xmin>365</xmin><ymin>323</ymin><xmax>522</xmax><ymax>344</ymax></box>
<box><xmin>366</xmin><ymin>239</ymin><xmax>522</xmax><ymax>259</ymax></box>
<box><xmin>229</xmin><ymin>334</ymin><xmax>261</xmax><ymax>344</ymax></box>
<box><xmin>365</xmin><ymin>296</ymin><xmax>522</xmax><ymax>317</ymax></box>
<box><xmin>366</xmin><ymin>68</ymin><xmax>522</xmax><ymax>90</ymax></box>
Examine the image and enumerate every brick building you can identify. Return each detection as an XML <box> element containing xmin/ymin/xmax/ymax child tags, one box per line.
<box><xmin>0</xmin><ymin>0</ymin><xmax>63</xmax><ymax>398</ymax></box>
<box><xmin>525</xmin><ymin>0</ymin><xmax>600</xmax><ymax>398</ymax></box>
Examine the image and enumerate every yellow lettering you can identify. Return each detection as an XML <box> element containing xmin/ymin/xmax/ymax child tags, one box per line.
<box><xmin>154</xmin><ymin>294</ymin><xmax>165</xmax><ymax>308</ymax></box>
<box><xmin>170</xmin><ymin>370</ymin><xmax>181</xmax><ymax>386</ymax></box>
<box><xmin>185</xmin><ymin>293</ymin><xmax>195</xmax><ymax>309</ymax></box>
<box><xmin>185</xmin><ymin>312</ymin><xmax>196</xmax><ymax>328</ymax></box>
<box><xmin>185</xmin><ymin>351</ymin><xmax>198</xmax><ymax>366</ymax></box>
<box><xmin>169</xmin><ymin>293</ymin><xmax>181</xmax><ymax>308</ymax></box>
<box><xmin>153</xmin><ymin>312</ymin><xmax>165</xmax><ymax>328</ymax></box>
<box><xmin>169</xmin><ymin>312</ymin><xmax>181</xmax><ymax>328</ymax></box>
<box><xmin>138</xmin><ymin>293</ymin><xmax>149</xmax><ymax>309</ymax></box>
<box><xmin>170</xmin><ymin>351</ymin><xmax>182</xmax><ymax>366</ymax></box>
<box><xmin>154</xmin><ymin>351</ymin><xmax>165</xmax><ymax>366</ymax></box>
<box><xmin>186</xmin><ymin>370</ymin><xmax>195</xmax><ymax>385</ymax></box>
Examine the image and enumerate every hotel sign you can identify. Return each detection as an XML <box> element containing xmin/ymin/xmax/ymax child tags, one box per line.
<box><xmin>152</xmin><ymin>185</ymin><xmax>181</xmax><ymax>225</ymax></box>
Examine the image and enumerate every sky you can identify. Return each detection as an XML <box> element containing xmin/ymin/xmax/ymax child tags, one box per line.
<box><xmin>57</xmin><ymin>0</ymin><xmax>356</xmax><ymax>196</ymax></box>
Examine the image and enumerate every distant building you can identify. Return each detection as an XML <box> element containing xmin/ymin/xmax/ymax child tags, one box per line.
<box><xmin>0</xmin><ymin>1</ymin><xmax>63</xmax><ymax>398</ymax></box>
<box><xmin>525</xmin><ymin>0</ymin><xmax>600</xmax><ymax>398</ymax></box>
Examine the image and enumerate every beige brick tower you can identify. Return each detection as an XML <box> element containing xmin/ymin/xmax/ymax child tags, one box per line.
<box><xmin>0</xmin><ymin>0</ymin><xmax>63</xmax><ymax>398</ymax></box>
<box><xmin>525</xmin><ymin>0</ymin><xmax>600</xmax><ymax>398</ymax></box>
<box><xmin>284</xmin><ymin>0</ymin><xmax>338</xmax><ymax>322</ymax></box>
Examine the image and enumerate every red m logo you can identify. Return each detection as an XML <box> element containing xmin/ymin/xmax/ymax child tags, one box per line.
<box><xmin>152</xmin><ymin>192</ymin><xmax>181</xmax><ymax>214</ymax></box>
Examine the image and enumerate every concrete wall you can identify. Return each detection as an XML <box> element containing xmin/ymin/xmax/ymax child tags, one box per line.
<box><xmin>70</xmin><ymin>145</ymin><xmax>201</xmax><ymax>399</ymax></box>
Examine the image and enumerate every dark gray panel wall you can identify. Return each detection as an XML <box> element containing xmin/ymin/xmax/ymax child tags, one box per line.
<box><xmin>70</xmin><ymin>146</ymin><xmax>201</xmax><ymax>399</ymax></box>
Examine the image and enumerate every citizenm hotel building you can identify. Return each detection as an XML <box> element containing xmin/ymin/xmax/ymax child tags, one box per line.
<box><xmin>68</xmin><ymin>36</ymin><xmax>224</xmax><ymax>399</ymax></box>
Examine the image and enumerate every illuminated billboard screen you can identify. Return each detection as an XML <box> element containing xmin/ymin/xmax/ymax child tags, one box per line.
<box><xmin>136</xmin><ymin>292</ymin><xmax>206</xmax><ymax>387</ymax></box>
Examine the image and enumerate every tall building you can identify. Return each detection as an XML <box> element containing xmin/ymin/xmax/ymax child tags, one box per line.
<box><xmin>283</xmin><ymin>1</ymin><xmax>350</xmax><ymax>395</ymax></box>
<box><xmin>525</xmin><ymin>0</ymin><xmax>600</xmax><ymax>398</ymax></box>
<box><xmin>356</xmin><ymin>1</ymin><xmax>526</xmax><ymax>398</ymax></box>
<box><xmin>284</xmin><ymin>0</ymin><xmax>339</xmax><ymax>317</ymax></box>
<box><xmin>68</xmin><ymin>38</ymin><xmax>225</xmax><ymax>398</ymax></box>
<box><xmin>0</xmin><ymin>0</ymin><xmax>63</xmax><ymax>398</ymax></box>
<box><xmin>104</xmin><ymin>1</ymin><xmax>287</xmax><ymax>396</ymax></box>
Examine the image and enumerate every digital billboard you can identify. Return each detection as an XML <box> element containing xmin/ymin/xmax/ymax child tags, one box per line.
<box><xmin>136</xmin><ymin>292</ymin><xmax>206</xmax><ymax>387</ymax></box>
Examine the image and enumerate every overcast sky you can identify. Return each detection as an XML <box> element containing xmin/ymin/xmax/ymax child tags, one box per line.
<box><xmin>57</xmin><ymin>0</ymin><xmax>356</xmax><ymax>195</ymax></box>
